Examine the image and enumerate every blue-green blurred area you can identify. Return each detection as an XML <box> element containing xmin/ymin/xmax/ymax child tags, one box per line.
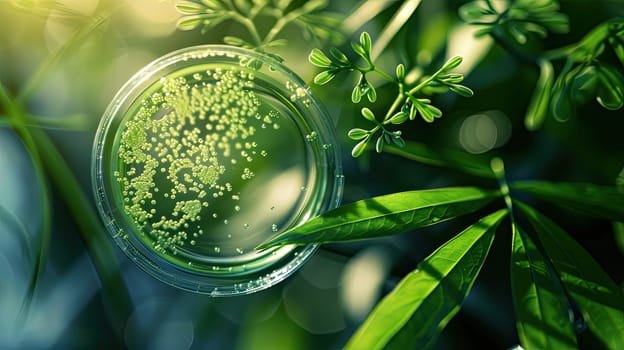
<box><xmin>1</xmin><ymin>0</ymin><xmax>623</xmax><ymax>349</ymax></box>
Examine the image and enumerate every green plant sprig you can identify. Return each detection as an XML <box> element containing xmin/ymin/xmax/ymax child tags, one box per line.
<box><xmin>309</xmin><ymin>32</ymin><xmax>473</xmax><ymax>157</ymax></box>
<box><xmin>460</xmin><ymin>0</ymin><xmax>624</xmax><ymax>130</ymax></box>
<box><xmin>176</xmin><ymin>0</ymin><xmax>344</xmax><ymax>59</ymax></box>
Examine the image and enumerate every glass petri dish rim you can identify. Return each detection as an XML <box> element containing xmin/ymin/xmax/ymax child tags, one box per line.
<box><xmin>92</xmin><ymin>45</ymin><xmax>343</xmax><ymax>296</ymax></box>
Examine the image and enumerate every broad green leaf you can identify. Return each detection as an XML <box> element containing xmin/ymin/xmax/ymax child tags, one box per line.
<box><xmin>517</xmin><ymin>202</ymin><xmax>624</xmax><ymax>350</ymax></box>
<box><xmin>525</xmin><ymin>59</ymin><xmax>554</xmax><ymax>131</ymax></box>
<box><xmin>257</xmin><ymin>187</ymin><xmax>500</xmax><ymax>248</ymax></box>
<box><xmin>511</xmin><ymin>181</ymin><xmax>624</xmax><ymax>222</ymax></box>
<box><xmin>385</xmin><ymin>140</ymin><xmax>495</xmax><ymax>179</ymax></box>
<box><xmin>345</xmin><ymin>209</ymin><xmax>507</xmax><ymax>350</ymax></box>
<box><xmin>510</xmin><ymin>224</ymin><xmax>577</xmax><ymax>350</ymax></box>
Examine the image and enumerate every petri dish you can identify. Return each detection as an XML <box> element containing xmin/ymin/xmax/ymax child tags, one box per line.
<box><xmin>92</xmin><ymin>45</ymin><xmax>343</xmax><ymax>296</ymax></box>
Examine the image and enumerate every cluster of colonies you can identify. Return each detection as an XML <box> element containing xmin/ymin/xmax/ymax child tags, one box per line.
<box><xmin>114</xmin><ymin>67</ymin><xmax>281</xmax><ymax>256</ymax></box>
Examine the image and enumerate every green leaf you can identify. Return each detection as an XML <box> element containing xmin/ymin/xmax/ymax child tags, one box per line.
<box><xmin>510</xmin><ymin>224</ymin><xmax>577</xmax><ymax>349</ymax></box>
<box><xmin>609</xmin><ymin>36</ymin><xmax>624</xmax><ymax>68</ymax></box>
<box><xmin>596</xmin><ymin>65</ymin><xmax>624</xmax><ymax>110</ymax></box>
<box><xmin>511</xmin><ymin>181</ymin><xmax>624</xmax><ymax>222</ymax></box>
<box><xmin>375</xmin><ymin>135</ymin><xmax>384</xmax><ymax>153</ymax></box>
<box><xmin>550</xmin><ymin>83</ymin><xmax>574</xmax><ymax>122</ymax></box>
<box><xmin>396</xmin><ymin>64</ymin><xmax>405</xmax><ymax>81</ymax></box>
<box><xmin>176</xmin><ymin>1</ymin><xmax>208</xmax><ymax>14</ymax></box>
<box><xmin>360</xmin><ymin>31</ymin><xmax>372</xmax><ymax>56</ymax></box>
<box><xmin>517</xmin><ymin>202</ymin><xmax>624</xmax><ymax>349</ymax></box>
<box><xmin>351</xmin><ymin>41</ymin><xmax>368</xmax><ymax>60</ymax></box>
<box><xmin>525</xmin><ymin>59</ymin><xmax>554</xmax><ymax>131</ymax></box>
<box><xmin>351</xmin><ymin>136</ymin><xmax>369</xmax><ymax>158</ymax></box>
<box><xmin>570</xmin><ymin>66</ymin><xmax>599</xmax><ymax>104</ymax></box>
<box><xmin>390</xmin><ymin>132</ymin><xmax>406</xmax><ymax>148</ymax></box>
<box><xmin>18</xmin><ymin>10</ymin><xmax>111</xmax><ymax>101</ymax></box>
<box><xmin>384</xmin><ymin>141</ymin><xmax>495</xmax><ymax>179</ymax></box>
<box><xmin>256</xmin><ymin>187</ymin><xmax>500</xmax><ymax>248</ymax></box>
<box><xmin>309</xmin><ymin>48</ymin><xmax>332</xmax><ymax>67</ymax></box>
<box><xmin>329</xmin><ymin>47</ymin><xmax>349</xmax><ymax>65</ymax></box>
<box><xmin>389</xmin><ymin>111</ymin><xmax>408</xmax><ymax>124</ymax></box>
<box><xmin>344</xmin><ymin>210</ymin><xmax>507</xmax><ymax>350</ymax></box>
<box><xmin>361</xmin><ymin>107</ymin><xmax>377</xmax><ymax>123</ymax></box>
<box><xmin>367</xmin><ymin>84</ymin><xmax>377</xmax><ymax>102</ymax></box>
<box><xmin>458</xmin><ymin>1</ymin><xmax>498</xmax><ymax>24</ymax></box>
<box><xmin>441</xmin><ymin>56</ymin><xmax>463</xmax><ymax>72</ymax></box>
<box><xmin>177</xmin><ymin>15</ymin><xmax>205</xmax><ymax>31</ymax></box>
<box><xmin>347</xmin><ymin>128</ymin><xmax>369</xmax><ymax>140</ymax></box>
<box><xmin>351</xmin><ymin>84</ymin><xmax>362</xmax><ymax>103</ymax></box>
<box><xmin>313</xmin><ymin>71</ymin><xmax>335</xmax><ymax>85</ymax></box>
<box><xmin>414</xmin><ymin>101</ymin><xmax>442</xmax><ymax>123</ymax></box>
<box><xmin>449</xmin><ymin>84</ymin><xmax>474</xmax><ymax>97</ymax></box>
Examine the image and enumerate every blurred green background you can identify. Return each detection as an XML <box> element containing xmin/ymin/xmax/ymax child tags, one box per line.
<box><xmin>1</xmin><ymin>0</ymin><xmax>623</xmax><ymax>349</ymax></box>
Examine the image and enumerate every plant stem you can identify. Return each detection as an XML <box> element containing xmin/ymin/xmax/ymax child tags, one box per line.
<box><xmin>383</xmin><ymin>94</ymin><xmax>405</xmax><ymax>121</ymax></box>
<box><xmin>230</xmin><ymin>12</ymin><xmax>263</xmax><ymax>46</ymax></box>
<box><xmin>491</xmin><ymin>157</ymin><xmax>515</xmax><ymax>225</ymax></box>
<box><xmin>374</xmin><ymin>67</ymin><xmax>396</xmax><ymax>83</ymax></box>
<box><xmin>0</xmin><ymin>82</ymin><xmax>52</xmax><ymax>319</ymax></box>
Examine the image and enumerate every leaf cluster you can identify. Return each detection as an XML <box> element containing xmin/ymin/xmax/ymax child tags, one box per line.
<box><xmin>258</xmin><ymin>156</ymin><xmax>624</xmax><ymax>350</ymax></box>
<box><xmin>176</xmin><ymin>0</ymin><xmax>344</xmax><ymax>52</ymax></box>
<box><xmin>459</xmin><ymin>0</ymin><xmax>569</xmax><ymax>43</ymax></box>
<box><xmin>309</xmin><ymin>32</ymin><xmax>473</xmax><ymax>157</ymax></box>
<box><xmin>461</xmin><ymin>0</ymin><xmax>624</xmax><ymax>130</ymax></box>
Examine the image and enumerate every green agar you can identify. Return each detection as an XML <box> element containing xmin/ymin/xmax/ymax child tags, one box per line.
<box><xmin>111</xmin><ymin>64</ymin><xmax>318</xmax><ymax>275</ymax></box>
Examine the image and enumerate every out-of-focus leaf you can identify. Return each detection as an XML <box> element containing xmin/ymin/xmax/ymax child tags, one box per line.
<box><xmin>385</xmin><ymin>141</ymin><xmax>495</xmax><ymax>179</ymax></box>
<box><xmin>510</xmin><ymin>224</ymin><xmax>577</xmax><ymax>349</ymax></box>
<box><xmin>550</xmin><ymin>82</ymin><xmax>574</xmax><ymax>122</ymax></box>
<box><xmin>569</xmin><ymin>65</ymin><xmax>599</xmax><ymax>104</ymax></box>
<box><xmin>517</xmin><ymin>202</ymin><xmax>624</xmax><ymax>349</ymax></box>
<box><xmin>511</xmin><ymin>181</ymin><xmax>624</xmax><ymax>222</ymax></box>
<box><xmin>257</xmin><ymin>187</ymin><xmax>500</xmax><ymax>248</ymax></box>
<box><xmin>351</xmin><ymin>137</ymin><xmax>369</xmax><ymax>158</ymax></box>
<box><xmin>344</xmin><ymin>210</ymin><xmax>506</xmax><ymax>350</ymax></box>
<box><xmin>615</xmin><ymin>169</ymin><xmax>624</xmax><ymax>256</ymax></box>
<box><xmin>525</xmin><ymin>59</ymin><xmax>554</xmax><ymax>130</ymax></box>
<box><xmin>175</xmin><ymin>1</ymin><xmax>208</xmax><ymax>14</ymax></box>
<box><xmin>596</xmin><ymin>65</ymin><xmax>624</xmax><ymax>110</ymax></box>
<box><xmin>18</xmin><ymin>9</ymin><xmax>112</xmax><ymax>101</ymax></box>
